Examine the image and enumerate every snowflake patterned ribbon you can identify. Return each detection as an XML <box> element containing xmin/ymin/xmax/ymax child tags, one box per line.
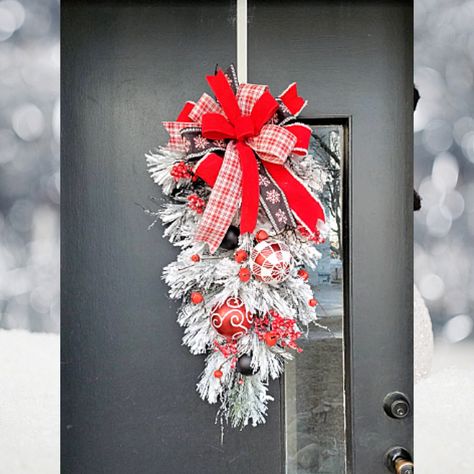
<box><xmin>163</xmin><ymin>64</ymin><xmax>325</xmax><ymax>252</ymax></box>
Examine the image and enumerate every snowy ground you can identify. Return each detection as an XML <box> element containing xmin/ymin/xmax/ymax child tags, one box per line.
<box><xmin>415</xmin><ymin>340</ymin><xmax>474</xmax><ymax>473</ymax></box>
<box><xmin>0</xmin><ymin>330</ymin><xmax>59</xmax><ymax>474</ymax></box>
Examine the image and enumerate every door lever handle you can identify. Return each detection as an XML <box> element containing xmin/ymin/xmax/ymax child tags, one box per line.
<box><xmin>385</xmin><ymin>447</ymin><xmax>414</xmax><ymax>474</ymax></box>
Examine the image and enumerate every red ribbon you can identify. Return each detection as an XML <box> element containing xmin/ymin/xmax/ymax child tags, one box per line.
<box><xmin>200</xmin><ymin>70</ymin><xmax>279</xmax><ymax>234</ymax></box>
<box><xmin>163</xmin><ymin>67</ymin><xmax>326</xmax><ymax>251</ymax></box>
<box><xmin>195</xmin><ymin>70</ymin><xmax>324</xmax><ymax>245</ymax></box>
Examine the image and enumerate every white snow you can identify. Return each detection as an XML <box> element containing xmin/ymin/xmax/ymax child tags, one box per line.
<box><xmin>0</xmin><ymin>330</ymin><xmax>59</xmax><ymax>474</ymax></box>
<box><xmin>415</xmin><ymin>340</ymin><xmax>474</xmax><ymax>473</ymax></box>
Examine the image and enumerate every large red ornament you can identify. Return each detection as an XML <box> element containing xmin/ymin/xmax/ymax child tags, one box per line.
<box><xmin>250</xmin><ymin>240</ymin><xmax>293</xmax><ymax>284</ymax></box>
<box><xmin>210</xmin><ymin>297</ymin><xmax>253</xmax><ymax>341</ymax></box>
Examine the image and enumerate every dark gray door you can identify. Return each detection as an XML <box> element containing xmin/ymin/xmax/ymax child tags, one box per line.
<box><xmin>62</xmin><ymin>1</ymin><xmax>413</xmax><ymax>473</ymax></box>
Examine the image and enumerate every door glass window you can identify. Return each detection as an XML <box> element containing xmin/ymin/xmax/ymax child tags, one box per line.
<box><xmin>285</xmin><ymin>123</ymin><xmax>346</xmax><ymax>474</ymax></box>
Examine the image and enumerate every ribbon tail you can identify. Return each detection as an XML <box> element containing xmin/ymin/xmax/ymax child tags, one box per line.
<box><xmin>195</xmin><ymin>142</ymin><xmax>242</xmax><ymax>253</ymax></box>
<box><xmin>258</xmin><ymin>165</ymin><xmax>296</xmax><ymax>233</ymax></box>
<box><xmin>263</xmin><ymin>162</ymin><xmax>325</xmax><ymax>235</ymax></box>
<box><xmin>237</xmin><ymin>143</ymin><xmax>259</xmax><ymax>235</ymax></box>
<box><xmin>206</xmin><ymin>70</ymin><xmax>241</xmax><ymax>123</ymax></box>
<box><xmin>194</xmin><ymin>152</ymin><xmax>223</xmax><ymax>187</ymax></box>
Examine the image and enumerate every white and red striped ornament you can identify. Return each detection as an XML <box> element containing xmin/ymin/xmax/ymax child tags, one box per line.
<box><xmin>250</xmin><ymin>240</ymin><xmax>293</xmax><ymax>284</ymax></box>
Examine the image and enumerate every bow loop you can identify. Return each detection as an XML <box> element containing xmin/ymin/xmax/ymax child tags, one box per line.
<box><xmin>250</xmin><ymin>90</ymin><xmax>279</xmax><ymax>131</ymax></box>
<box><xmin>247</xmin><ymin>125</ymin><xmax>296</xmax><ymax>165</ymax></box>
<box><xmin>206</xmin><ymin>70</ymin><xmax>241</xmax><ymax>124</ymax></box>
<box><xmin>162</xmin><ymin>64</ymin><xmax>325</xmax><ymax>252</ymax></box>
<box><xmin>201</xmin><ymin>113</ymin><xmax>235</xmax><ymax>141</ymax></box>
<box><xmin>236</xmin><ymin>83</ymin><xmax>268</xmax><ymax>116</ymax></box>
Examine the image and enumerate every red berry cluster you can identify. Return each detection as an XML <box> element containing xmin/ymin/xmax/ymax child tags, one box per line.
<box><xmin>254</xmin><ymin>310</ymin><xmax>303</xmax><ymax>352</ymax></box>
<box><xmin>187</xmin><ymin>194</ymin><xmax>206</xmax><ymax>214</ymax></box>
<box><xmin>170</xmin><ymin>161</ymin><xmax>192</xmax><ymax>181</ymax></box>
<box><xmin>213</xmin><ymin>340</ymin><xmax>238</xmax><ymax>368</ymax></box>
<box><xmin>297</xmin><ymin>224</ymin><xmax>325</xmax><ymax>244</ymax></box>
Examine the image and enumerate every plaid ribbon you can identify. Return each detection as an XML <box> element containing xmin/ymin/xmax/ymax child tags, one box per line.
<box><xmin>163</xmin><ymin>65</ymin><xmax>323</xmax><ymax>253</ymax></box>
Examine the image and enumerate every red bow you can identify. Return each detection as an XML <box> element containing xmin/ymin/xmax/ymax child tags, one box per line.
<box><xmin>163</xmin><ymin>67</ymin><xmax>325</xmax><ymax>253</ymax></box>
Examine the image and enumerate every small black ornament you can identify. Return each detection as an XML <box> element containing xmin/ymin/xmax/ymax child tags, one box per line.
<box><xmin>236</xmin><ymin>354</ymin><xmax>258</xmax><ymax>376</ymax></box>
<box><xmin>219</xmin><ymin>225</ymin><xmax>240</xmax><ymax>250</ymax></box>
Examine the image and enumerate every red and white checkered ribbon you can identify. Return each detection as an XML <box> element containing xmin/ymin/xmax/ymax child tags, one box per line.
<box><xmin>163</xmin><ymin>66</ymin><xmax>322</xmax><ymax>253</ymax></box>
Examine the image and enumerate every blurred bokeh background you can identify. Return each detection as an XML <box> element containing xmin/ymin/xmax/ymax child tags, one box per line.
<box><xmin>0</xmin><ymin>2</ymin><xmax>59</xmax><ymax>471</ymax></box>
<box><xmin>415</xmin><ymin>5</ymin><xmax>474</xmax><ymax>468</ymax></box>
<box><xmin>0</xmin><ymin>0</ymin><xmax>472</xmax><ymax>471</ymax></box>
<box><xmin>415</xmin><ymin>0</ymin><xmax>474</xmax><ymax>352</ymax></box>
<box><xmin>0</xmin><ymin>0</ymin><xmax>471</xmax><ymax>347</ymax></box>
<box><xmin>0</xmin><ymin>0</ymin><xmax>59</xmax><ymax>333</ymax></box>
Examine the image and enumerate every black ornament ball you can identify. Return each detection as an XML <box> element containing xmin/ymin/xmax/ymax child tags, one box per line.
<box><xmin>219</xmin><ymin>225</ymin><xmax>240</xmax><ymax>250</ymax></box>
<box><xmin>236</xmin><ymin>354</ymin><xmax>258</xmax><ymax>376</ymax></box>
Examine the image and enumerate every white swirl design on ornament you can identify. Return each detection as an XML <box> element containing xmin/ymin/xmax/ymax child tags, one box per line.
<box><xmin>210</xmin><ymin>298</ymin><xmax>253</xmax><ymax>340</ymax></box>
<box><xmin>229</xmin><ymin>311</ymin><xmax>253</xmax><ymax>336</ymax></box>
<box><xmin>226</xmin><ymin>297</ymin><xmax>243</xmax><ymax>309</ymax></box>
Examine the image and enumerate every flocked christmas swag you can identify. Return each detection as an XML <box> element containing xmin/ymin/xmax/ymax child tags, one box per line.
<box><xmin>145</xmin><ymin>65</ymin><xmax>328</xmax><ymax>428</ymax></box>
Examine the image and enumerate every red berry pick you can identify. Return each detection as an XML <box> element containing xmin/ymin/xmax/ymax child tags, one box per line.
<box><xmin>191</xmin><ymin>254</ymin><xmax>201</xmax><ymax>263</ymax></box>
<box><xmin>298</xmin><ymin>268</ymin><xmax>309</xmax><ymax>281</ymax></box>
<box><xmin>191</xmin><ymin>291</ymin><xmax>204</xmax><ymax>304</ymax></box>
<box><xmin>239</xmin><ymin>267</ymin><xmax>251</xmax><ymax>282</ymax></box>
<box><xmin>170</xmin><ymin>161</ymin><xmax>192</xmax><ymax>181</ymax></box>
<box><xmin>264</xmin><ymin>331</ymin><xmax>279</xmax><ymax>347</ymax></box>
<box><xmin>214</xmin><ymin>369</ymin><xmax>223</xmax><ymax>379</ymax></box>
<box><xmin>234</xmin><ymin>249</ymin><xmax>248</xmax><ymax>263</ymax></box>
<box><xmin>309</xmin><ymin>298</ymin><xmax>318</xmax><ymax>307</ymax></box>
<box><xmin>187</xmin><ymin>194</ymin><xmax>205</xmax><ymax>214</ymax></box>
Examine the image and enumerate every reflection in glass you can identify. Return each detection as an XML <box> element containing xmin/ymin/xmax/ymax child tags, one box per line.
<box><xmin>285</xmin><ymin>125</ymin><xmax>346</xmax><ymax>474</ymax></box>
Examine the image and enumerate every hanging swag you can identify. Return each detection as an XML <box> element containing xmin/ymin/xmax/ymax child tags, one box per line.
<box><xmin>146</xmin><ymin>64</ymin><xmax>327</xmax><ymax>427</ymax></box>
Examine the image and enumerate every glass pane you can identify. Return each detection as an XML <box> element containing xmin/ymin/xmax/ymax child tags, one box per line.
<box><xmin>285</xmin><ymin>124</ymin><xmax>346</xmax><ymax>474</ymax></box>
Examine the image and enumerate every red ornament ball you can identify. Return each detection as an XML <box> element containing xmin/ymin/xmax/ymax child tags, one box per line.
<box><xmin>191</xmin><ymin>254</ymin><xmax>201</xmax><ymax>263</ymax></box>
<box><xmin>297</xmin><ymin>268</ymin><xmax>309</xmax><ymax>281</ymax></box>
<box><xmin>255</xmin><ymin>229</ymin><xmax>269</xmax><ymax>242</ymax></box>
<box><xmin>264</xmin><ymin>331</ymin><xmax>279</xmax><ymax>347</ymax></box>
<box><xmin>250</xmin><ymin>240</ymin><xmax>293</xmax><ymax>284</ymax></box>
<box><xmin>309</xmin><ymin>298</ymin><xmax>318</xmax><ymax>307</ymax></box>
<box><xmin>234</xmin><ymin>249</ymin><xmax>248</xmax><ymax>263</ymax></box>
<box><xmin>191</xmin><ymin>291</ymin><xmax>204</xmax><ymax>304</ymax></box>
<box><xmin>239</xmin><ymin>267</ymin><xmax>251</xmax><ymax>282</ymax></box>
<box><xmin>213</xmin><ymin>369</ymin><xmax>223</xmax><ymax>379</ymax></box>
<box><xmin>210</xmin><ymin>297</ymin><xmax>253</xmax><ymax>341</ymax></box>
